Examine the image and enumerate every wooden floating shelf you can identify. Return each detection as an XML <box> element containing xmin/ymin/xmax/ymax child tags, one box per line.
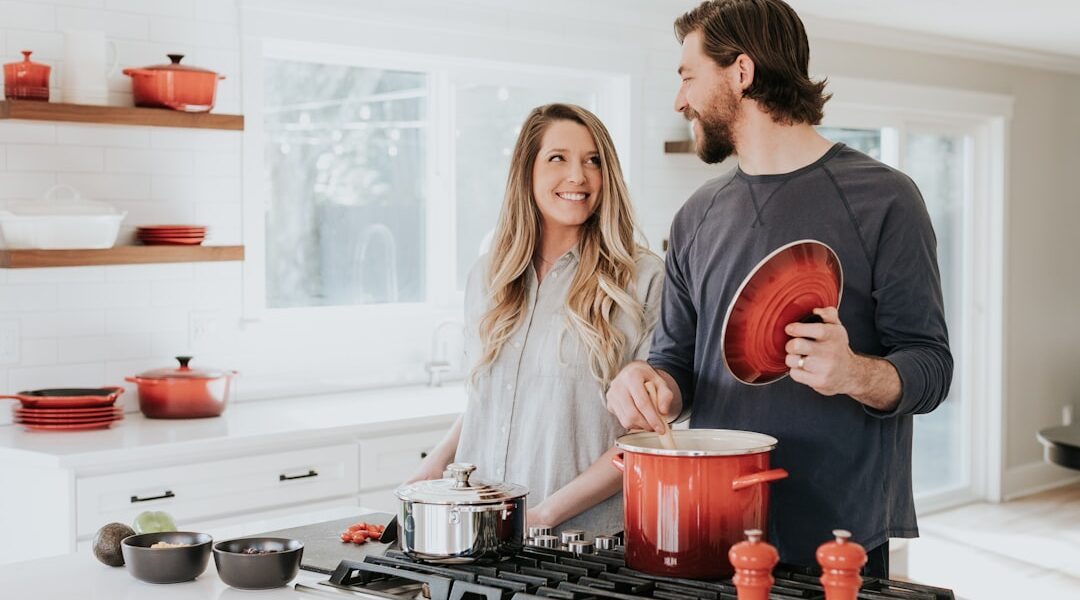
<box><xmin>0</xmin><ymin>100</ymin><xmax>243</xmax><ymax>130</ymax></box>
<box><xmin>0</xmin><ymin>245</ymin><xmax>244</xmax><ymax>268</ymax></box>
<box><xmin>664</xmin><ymin>140</ymin><xmax>694</xmax><ymax>154</ymax></box>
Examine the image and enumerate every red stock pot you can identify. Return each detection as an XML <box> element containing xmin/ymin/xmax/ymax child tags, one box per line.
<box><xmin>613</xmin><ymin>429</ymin><xmax>788</xmax><ymax>579</ymax></box>
<box><xmin>122</xmin><ymin>54</ymin><xmax>224</xmax><ymax>112</ymax></box>
<box><xmin>125</xmin><ymin>356</ymin><xmax>236</xmax><ymax>418</ymax></box>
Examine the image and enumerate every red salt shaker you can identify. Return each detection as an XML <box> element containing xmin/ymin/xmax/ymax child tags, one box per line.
<box><xmin>816</xmin><ymin>529</ymin><xmax>867</xmax><ymax>600</ymax></box>
<box><xmin>729</xmin><ymin>529</ymin><xmax>779</xmax><ymax>600</ymax></box>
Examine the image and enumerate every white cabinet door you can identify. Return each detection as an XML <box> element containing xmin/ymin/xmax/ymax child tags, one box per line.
<box><xmin>76</xmin><ymin>444</ymin><xmax>358</xmax><ymax>537</ymax></box>
<box><xmin>358</xmin><ymin>428</ymin><xmax>447</xmax><ymax>491</ymax></box>
<box><xmin>357</xmin><ymin>488</ymin><xmax>401</xmax><ymax>514</ymax></box>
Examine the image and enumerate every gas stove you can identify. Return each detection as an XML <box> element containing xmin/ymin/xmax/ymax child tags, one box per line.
<box><xmin>295</xmin><ymin>538</ymin><xmax>955</xmax><ymax>600</ymax></box>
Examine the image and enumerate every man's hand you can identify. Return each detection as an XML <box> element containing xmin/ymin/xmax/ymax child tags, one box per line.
<box><xmin>783</xmin><ymin>307</ymin><xmax>858</xmax><ymax>396</ymax></box>
<box><xmin>784</xmin><ymin>307</ymin><xmax>902</xmax><ymax>410</ymax></box>
<box><xmin>606</xmin><ymin>361</ymin><xmax>677</xmax><ymax>432</ymax></box>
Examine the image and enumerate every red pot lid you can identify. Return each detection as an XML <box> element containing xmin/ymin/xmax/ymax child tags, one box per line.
<box><xmin>140</xmin><ymin>54</ymin><xmax>216</xmax><ymax>74</ymax></box>
<box><xmin>135</xmin><ymin>356</ymin><xmax>228</xmax><ymax>380</ymax></box>
<box><xmin>721</xmin><ymin>239</ymin><xmax>843</xmax><ymax>386</ymax></box>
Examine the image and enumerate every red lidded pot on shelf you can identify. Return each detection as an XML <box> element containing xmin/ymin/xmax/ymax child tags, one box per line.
<box><xmin>4</xmin><ymin>51</ymin><xmax>51</xmax><ymax>101</ymax></box>
<box><xmin>122</xmin><ymin>54</ymin><xmax>224</xmax><ymax>112</ymax></box>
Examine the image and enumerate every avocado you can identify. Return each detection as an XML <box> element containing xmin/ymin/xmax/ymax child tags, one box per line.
<box><xmin>93</xmin><ymin>522</ymin><xmax>135</xmax><ymax>567</ymax></box>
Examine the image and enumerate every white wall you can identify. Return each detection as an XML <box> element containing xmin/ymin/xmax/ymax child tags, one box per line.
<box><xmin>0</xmin><ymin>0</ymin><xmax>1077</xmax><ymax>499</ymax></box>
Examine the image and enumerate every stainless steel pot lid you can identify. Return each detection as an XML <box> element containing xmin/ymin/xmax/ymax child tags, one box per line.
<box><xmin>395</xmin><ymin>463</ymin><xmax>528</xmax><ymax>505</ymax></box>
<box><xmin>615</xmin><ymin>429</ymin><xmax>778</xmax><ymax>457</ymax></box>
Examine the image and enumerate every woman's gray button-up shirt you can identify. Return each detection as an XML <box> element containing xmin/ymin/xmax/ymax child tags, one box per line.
<box><xmin>456</xmin><ymin>247</ymin><xmax>664</xmax><ymax>538</ymax></box>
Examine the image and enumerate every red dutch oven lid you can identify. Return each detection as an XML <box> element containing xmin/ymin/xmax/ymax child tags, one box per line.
<box><xmin>143</xmin><ymin>54</ymin><xmax>216</xmax><ymax>74</ymax></box>
<box><xmin>615</xmin><ymin>429</ymin><xmax>778</xmax><ymax>457</ymax></box>
<box><xmin>135</xmin><ymin>356</ymin><xmax>229</xmax><ymax>381</ymax></box>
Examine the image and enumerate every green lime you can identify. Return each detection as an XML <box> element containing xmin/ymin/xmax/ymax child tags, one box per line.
<box><xmin>132</xmin><ymin>510</ymin><xmax>177</xmax><ymax>534</ymax></box>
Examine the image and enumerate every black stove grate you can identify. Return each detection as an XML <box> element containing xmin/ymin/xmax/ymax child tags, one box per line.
<box><xmin>319</xmin><ymin>545</ymin><xmax>954</xmax><ymax>600</ymax></box>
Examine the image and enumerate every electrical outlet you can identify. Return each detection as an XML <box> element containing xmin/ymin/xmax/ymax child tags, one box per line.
<box><xmin>0</xmin><ymin>319</ymin><xmax>20</xmax><ymax>365</ymax></box>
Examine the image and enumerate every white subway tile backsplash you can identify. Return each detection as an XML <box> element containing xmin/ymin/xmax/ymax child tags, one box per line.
<box><xmin>19</xmin><ymin>338</ymin><xmax>57</xmax><ymax>366</ymax></box>
<box><xmin>150</xmin><ymin>280</ymin><xmax>197</xmax><ymax>307</ymax></box>
<box><xmin>56</xmin><ymin>8</ymin><xmax>149</xmax><ymax>40</ymax></box>
<box><xmin>0</xmin><ymin>172</ymin><xmax>58</xmax><ymax>201</ymax></box>
<box><xmin>51</xmin><ymin>0</ymin><xmax>105</xmax><ymax>8</ymax></box>
<box><xmin>194</xmin><ymin>0</ymin><xmax>236</xmax><ymax>23</ymax></box>
<box><xmin>0</xmin><ymin>145</ymin><xmax>5</xmax><ymax>169</ymax></box>
<box><xmin>149</xmin><ymin>15</ymin><xmax>195</xmax><ymax>45</ymax></box>
<box><xmin>106</xmin><ymin>148</ymin><xmax>193</xmax><ymax>175</ymax></box>
<box><xmin>149</xmin><ymin>128</ymin><xmax>241</xmax><ymax>151</ymax></box>
<box><xmin>58</xmin><ymin>333</ymin><xmax>151</xmax><ymax>362</ymax></box>
<box><xmin>194</xmin><ymin>201</ymin><xmax>241</xmax><ymax>242</ymax></box>
<box><xmin>194</xmin><ymin>279</ymin><xmax>241</xmax><ymax>309</ymax></box>
<box><xmin>150</xmin><ymin>330</ymin><xmax>190</xmax><ymax>356</ymax></box>
<box><xmin>104</xmin><ymin>262</ymin><xmax>193</xmax><ymax>282</ymax></box>
<box><xmin>57</xmin><ymin>124</ymin><xmax>151</xmax><ymax>148</ymax></box>
<box><xmin>194</xmin><ymin>261</ymin><xmax>241</xmax><ymax>281</ymax></box>
<box><xmin>0</xmin><ymin>122</ymin><xmax>57</xmax><ymax>144</ymax></box>
<box><xmin>56</xmin><ymin>172</ymin><xmax>151</xmax><ymax>200</ymax></box>
<box><xmin>8</xmin><ymin>145</ymin><xmax>104</xmax><ymax>172</ymax></box>
<box><xmin>105</xmin><ymin>307</ymin><xmax>187</xmax><ymax>334</ymax></box>
<box><xmin>150</xmin><ymin>173</ymin><xmax>199</xmax><ymax>202</ymax></box>
<box><xmin>0</xmin><ymin>284</ymin><xmax>57</xmax><ymax>312</ymax></box>
<box><xmin>9</xmin><ymin>362</ymin><xmax>106</xmax><ymax>392</ymax></box>
<box><xmin>111</xmin><ymin>200</ymin><xmax>194</xmax><ymax>226</ymax></box>
<box><xmin>193</xmin><ymin>152</ymin><xmax>240</xmax><ymax>177</ymax></box>
<box><xmin>0</xmin><ymin>1</ymin><xmax>57</xmax><ymax>32</ymax></box>
<box><xmin>5</xmin><ymin>30</ymin><xmax>64</xmax><ymax>61</ymax></box>
<box><xmin>22</xmin><ymin>310</ymin><xmax>105</xmax><ymax>338</ymax></box>
<box><xmin>194</xmin><ymin>20</ymin><xmax>238</xmax><ymax>50</ymax></box>
<box><xmin>106</xmin><ymin>0</ymin><xmax>192</xmax><ymax>19</ymax></box>
<box><xmin>5</xmin><ymin>266</ymin><xmax>105</xmax><ymax>284</ymax></box>
<box><xmin>53</xmin><ymin>281</ymin><xmax>151</xmax><ymax>310</ymax></box>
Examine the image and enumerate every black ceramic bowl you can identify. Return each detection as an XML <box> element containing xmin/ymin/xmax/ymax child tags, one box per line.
<box><xmin>121</xmin><ymin>532</ymin><xmax>213</xmax><ymax>584</ymax></box>
<box><xmin>212</xmin><ymin>537</ymin><xmax>304</xmax><ymax>589</ymax></box>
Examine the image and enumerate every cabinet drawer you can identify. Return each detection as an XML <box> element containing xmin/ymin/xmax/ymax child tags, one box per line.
<box><xmin>76</xmin><ymin>444</ymin><xmax>358</xmax><ymax>537</ymax></box>
<box><xmin>358</xmin><ymin>429</ymin><xmax>447</xmax><ymax>490</ymax></box>
<box><xmin>358</xmin><ymin>488</ymin><xmax>401</xmax><ymax>513</ymax></box>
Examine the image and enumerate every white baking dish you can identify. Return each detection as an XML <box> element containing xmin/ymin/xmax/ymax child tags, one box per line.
<box><xmin>0</xmin><ymin>184</ymin><xmax>126</xmax><ymax>250</ymax></box>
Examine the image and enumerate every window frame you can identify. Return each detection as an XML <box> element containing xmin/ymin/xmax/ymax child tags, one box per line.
<box><xmin>241</xmin><ymin>38</ymin><xmax>626</xmax><ymax>323</ymax></box>
<box><xmin>821</xmin><ymin>77</ymin><xmax>1011</xmax><ymax>512</ymax></box>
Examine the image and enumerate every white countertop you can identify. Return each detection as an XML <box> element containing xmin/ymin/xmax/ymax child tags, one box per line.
<box><xmin>0</xmin><ymin>383</ymin><xmax>467</xmax><ymax>470</ymax></box>
<box><xmin>0</xmin><ymin>505</ymin><xmax>369</xmax><ymax>600</ymax></box>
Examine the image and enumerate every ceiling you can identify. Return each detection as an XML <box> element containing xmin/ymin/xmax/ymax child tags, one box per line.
<box><xmin>783</xmin><ymin>0</ymin><xmax>1080</xmax><ymax>60</ymax></box>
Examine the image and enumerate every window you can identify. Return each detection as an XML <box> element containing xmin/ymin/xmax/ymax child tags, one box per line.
<box><xmin>818</xmin><ymin>76</ymin><xmax>1010</xmax><ymax>510</ymax></box>
<box><xmin>256</xmin><ymin>45</ymin><xmax>618</xmax><ymax>310</ymax></box>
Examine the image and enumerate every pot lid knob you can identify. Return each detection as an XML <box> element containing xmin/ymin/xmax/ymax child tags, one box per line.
<box><xmin>168</xmin><ymin>54</ymin><xmax>184</xmax><ymax>64</ymax></box>
<box><xmin>447</xmin><ymin>462</ymin><xmax>476</xmax><ymax>488</ymax></box>
<box><xmin>729</xmin><ymin>529</ymin><xmax>779</xmax><ymax>600</ymax></box>
<box><xmin>816</xmin><ymin>529</ymin><xmax>867</xmax><ymax>599</ymax></box>
<box><xmin>176</xmin><ymin>356</ymin><xmax>193</xmax><ymax>370</ymax></box>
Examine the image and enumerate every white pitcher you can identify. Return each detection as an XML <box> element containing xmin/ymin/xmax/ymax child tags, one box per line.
<box><xmin>60</xmin><ymin>30</ymin><xmax>118</xmax><ymax>105</ymax></box>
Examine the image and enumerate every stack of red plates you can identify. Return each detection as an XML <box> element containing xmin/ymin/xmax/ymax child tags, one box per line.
<box><xmin>8</xmin><ymin>388</ymin><xmax>125</xmax><ymax>432</ymax></box>
<box><xmin>136</xmin><ymin>225</ymin><xmax>207</xmax><ymax>246</ymax></box>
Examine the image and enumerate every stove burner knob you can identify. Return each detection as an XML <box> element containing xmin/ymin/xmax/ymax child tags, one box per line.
<box><xmin>529</xmin><ymin>525</ymin><xmax>553</xmax><ymax>538</ymax></box>
<box><xmin>531</xmin><ymin>534</ymin><xmax>559</xmax><ymax>548</ymax></box>
<box><xmin>567</xmin><ymin>539</ymin><xmax>594</xmax><ymax>555</ymax></box>
<box><xmin>594</xmin><ymin>535</ymin><xmax>618</xmax><ymax>551</ymax></box>
<box><xmin>560</xmin><ymin>529</ymin><xmax>585</xmax><ymax>545</ymax></box>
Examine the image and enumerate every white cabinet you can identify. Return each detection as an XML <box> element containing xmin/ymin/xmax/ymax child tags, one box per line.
<box><xmin>358</xmin><ymin>428</ymin><xmax>446</xmax><ymax>490</ymax></box>
<box><xmin>75</xmin><ymin>444</ymin><xmax>358</xmax><ymax>538</ymax></box>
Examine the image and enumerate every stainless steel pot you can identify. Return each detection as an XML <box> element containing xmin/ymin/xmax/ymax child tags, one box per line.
<box><xmin>394</xmin><ymin>463</ymin><xmax>527</xmax><ymax>563</ymax></box>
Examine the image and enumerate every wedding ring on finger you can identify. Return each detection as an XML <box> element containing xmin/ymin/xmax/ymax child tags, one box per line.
<box><xmin>797</xmin><ymin>355</ymin><xmax>806</xmax><ymax>369</ymax></box>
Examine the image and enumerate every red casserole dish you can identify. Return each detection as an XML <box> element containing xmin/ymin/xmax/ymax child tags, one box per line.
<box><xmin>122</xmin><ymin>54</ymin><xmax>224</xmax><ymax>112</ymax></box>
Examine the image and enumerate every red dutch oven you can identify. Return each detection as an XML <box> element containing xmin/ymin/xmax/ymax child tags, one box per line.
<box><xmin>122</xmin><ymin>54</ymin><xmax>225</xmax><ymax>112</ymax></box>
<box><xmin>125</xmin><ymin>356</ymin><xmax>236</xmax><ymax>419</ymax></box>
<box><xmin>613</xmin><ymin>429</ymin><xmax>788</xmax><ymax>579</ymax></box>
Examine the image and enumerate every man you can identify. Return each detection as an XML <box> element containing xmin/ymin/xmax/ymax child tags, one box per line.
<box><xmin>605</xmin><ymin>0</ymin><xmax>953</xmax><ymax>577</ymax></box>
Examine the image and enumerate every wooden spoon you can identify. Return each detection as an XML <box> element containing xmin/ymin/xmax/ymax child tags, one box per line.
<box><xmin>644</xmin><ymin>380</ymin><xmax>677</xmax><ymax>450</ymax></box>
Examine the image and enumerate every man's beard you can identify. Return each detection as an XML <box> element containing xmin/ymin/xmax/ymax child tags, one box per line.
<box><xmin>686</xmin><ymin>89</ymin><xmax>739</xmax><ymax>164</ymax></box>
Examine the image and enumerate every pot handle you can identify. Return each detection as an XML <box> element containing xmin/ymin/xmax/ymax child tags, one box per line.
<box><xmin>0</xmin><ymin>395</ymin><xmax>25</xmax><ymax>401</ymax></box>
<box><xmin>103</xmin><ymin>386</ymin><xmax>125</xmax><ymax>400</ymax></box>
<box><xmin>732</xmin><ymin>468</ymin><xmax>789</xmax><ymax>491</ymax></box>
<box><xmin>611</xmin><ymin>453</ymin><xmax>625</xmax><ymax>472</ymax></box>
<box><xmin>124</xmin><ymin>376</ymin><xmax>160</xmax><ymax>385</ymax></box>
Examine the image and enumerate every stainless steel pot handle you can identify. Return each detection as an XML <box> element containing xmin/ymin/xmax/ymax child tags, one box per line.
<box><xmin>447</xmin><ymin>502</ymin><xmax>517</xmax><ymax>516</ymax></box>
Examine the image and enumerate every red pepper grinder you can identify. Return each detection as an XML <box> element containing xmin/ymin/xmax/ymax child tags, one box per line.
<box><xmin>729</xmin><ymin>529</ymin><xmax>779</xmax><ymax>600</ymax></box>
<box><xmin>816</xmin><ymin>529</ymin><xmax>867</xmax><ymax>600</ymax></box>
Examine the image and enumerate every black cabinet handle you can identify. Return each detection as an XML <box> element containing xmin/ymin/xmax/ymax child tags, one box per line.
<box><xmin>130</xmin><ymin>490</ymin><xmax>175</xmax><ymax>503</ymax></box>
<box><xmin>279</xmin><ymin>469</ymin><xmax>318</xmax><ymax>482</ymax></box>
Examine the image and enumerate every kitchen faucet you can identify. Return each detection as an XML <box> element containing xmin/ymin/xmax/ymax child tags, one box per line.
<box><xmin>425</xmin><ymin>320</ymin><xmax>464</xmax><ymax>387</ymax></box>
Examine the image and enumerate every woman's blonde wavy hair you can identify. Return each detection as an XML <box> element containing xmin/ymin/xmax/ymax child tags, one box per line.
<box><xmin>473</xmin><ymin>103</ymin><xmax>650</xmax><ymax>389</ymax></box>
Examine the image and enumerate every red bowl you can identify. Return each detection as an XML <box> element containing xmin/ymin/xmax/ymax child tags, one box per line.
<box><xmin>721</xmin><ymin>240</ymin><xmax>843</xmax><ymax>385</ymax></box>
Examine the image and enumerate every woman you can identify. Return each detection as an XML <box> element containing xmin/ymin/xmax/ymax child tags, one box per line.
<box><xmin>406</xmin><ymin>103</ymin><xmax>663</xmax><ymax>536</ymax></box>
